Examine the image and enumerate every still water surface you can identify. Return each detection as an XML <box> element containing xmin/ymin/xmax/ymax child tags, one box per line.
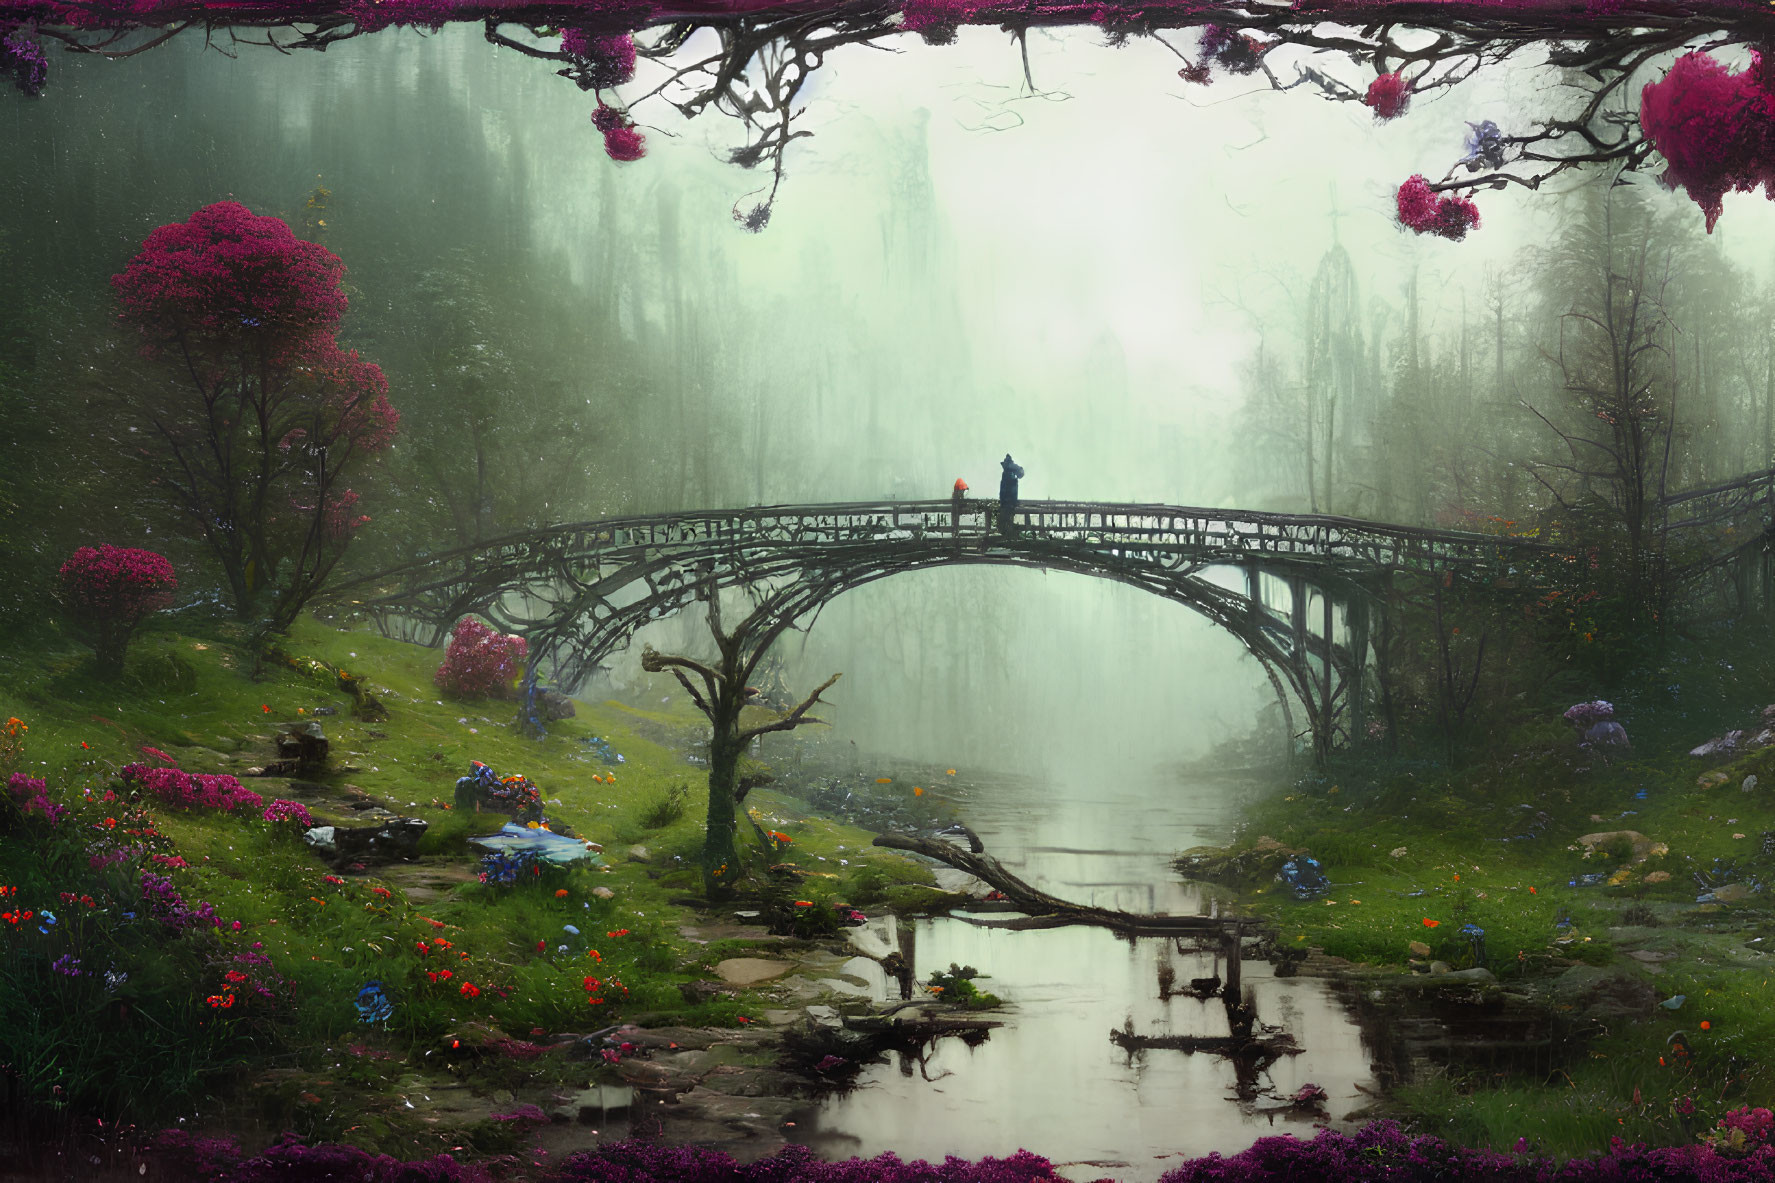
<box><xmin>796</xmin><ymin>771</ymin><xmax>1379</xmax><ymax>1181</ymax></box>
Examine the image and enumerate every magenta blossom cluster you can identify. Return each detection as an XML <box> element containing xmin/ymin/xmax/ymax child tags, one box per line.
<box><xmin>1</xmin><ymin>28</ymin><xmax>47</xmax><ymax>96</ymax></box>
<box><xmin>564</xmin><ymin>30</ymin><xmax>636</xmax><ymax>88</ymax></box>
<box><xmin>1395</xmin><ymin>174</ymin><xmax>1481</xmax><ymax>240</ymax></box>
<box><xmin>899</xmin><ymin>0</ymin><xmax>975</xmax><ymax>43</ymax></box>
<box><xmin>122</xmin><ymin>763</ymin><xmax>264</xmax><ymax>814</ymax></box>
<box><xmin>1640</xmin><ymin>50</ymin><xmax>1775</xmax><ymax>233</ymax></box>
<box><xmin>6</xmin><ymin>772</ymin><xmax>68</xmax><ymax>825</ymax></box>
<box><xmin>1365</xmin><ymin>72</ymin><xmax>1409</xmax><ymax>120</ymax></box>
<box><xmin>591</xmin><ymin>103</ymin><xmax>645</xmax><ymax>161</ymax></box>
<box><xmin>261</xmin><ymin>798</ymin><xmax>314</xmax><ymax>827</ymax></box>
<box><xmin>435</xmin><ymin>616</ymin><xmax>528</xmax><ymax>699</ymax></box>
<box><xmin>58</xmin><ymin>545</ymin><xmax>177</xmax><ymax>674</ymax></box>
<box><xmin>112</xmin><ymin>201</ymin><xmax>348</xmax><ymax>352</ymax></box>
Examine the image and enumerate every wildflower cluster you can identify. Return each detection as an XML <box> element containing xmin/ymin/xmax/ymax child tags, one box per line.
<box><xmin>7</xmin><ymin>771</ymin><xmax>69</xmax><ymax>826</ymax></box>
<box><xmin>139</xmin><ymin>870</ymin><xmax>226</xmax><ymax>931</ymax></box>
<box><xmin>121</xmin><ymin>762</ymin><xmax>264</xmax><ymax>813</ymax></box>
<box><xmin>261</xmin><ymin>797</ymin><xmax>313</xmax><ymax>827</ymax></box>
<box><xmin>434</xmin><ymin>617</ymin><xmax>527</xmax><ymax>698</ymax></box>
<box><xmin>0</xmin><ymin>716</ymin><xmax>25</xmax><ymax>771</ymax></box>
<box><xmin>1</xmin><ymin>30</ymin><xmax>48</xmax><ymax>97</ymax></box>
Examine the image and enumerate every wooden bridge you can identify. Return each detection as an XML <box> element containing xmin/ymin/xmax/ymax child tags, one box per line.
<box><xmin>324</xmin><ymin>483</ymin><xmax>1775</xmax><ymax>758</ymax></box>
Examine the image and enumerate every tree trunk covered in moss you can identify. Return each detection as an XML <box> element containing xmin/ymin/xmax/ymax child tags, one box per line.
<box><xmin>703</xmin><ymin>701</ymin><xmax>745</xmax><ymax>897</ymax></box>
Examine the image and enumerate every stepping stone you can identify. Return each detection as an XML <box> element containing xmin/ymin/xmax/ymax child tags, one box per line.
<box><xmin>715</xmin><ymin>958</ymin><xmax>795</xmax><ymax>986</ymax></box>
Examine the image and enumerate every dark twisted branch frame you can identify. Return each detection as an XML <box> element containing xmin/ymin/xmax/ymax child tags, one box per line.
<box><xmin>8</xmin><ymin>0</ymin><xmax>1775</xmax><ymax>226</ymax></box>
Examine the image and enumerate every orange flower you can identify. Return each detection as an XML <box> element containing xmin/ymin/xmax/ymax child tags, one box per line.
<box><xmin>875</xmin><ymin>778</ymin><xmax>892</xmax><ymax>784</ymax></box>
<box><xmin>945</xmin><ymin>769</ymin><xmax>956</xmax><ymax>775</ymax></box>
<box><xmin>555</xmin><ymin>889</ymin><xmax>569</xmax><ymax>898</ymax></box>
<box><xmin>1701</xmin><ymin>1020</ymin><xmax>1712</xmax><ymax>1030</ymax></box>
<box><xmin>913</xmin><ymin>787</ymin><xmax>924</xmax><ymax>797</ymax></box>
<box><xmin>793</xmin><ymin>901</ymin><xmax>813</xmax><ymax>908</ymax></box>
<box><xmin>1528</xmin><ymin>886</ymin><xmax>1537</xmax><ymax>894</ymax></box>
<box><xmin>1422</xmin><ymin>918</ymin><xmax>1440</xmax><ymax>928</ymax></box>
<box><xmin>261</xmin><ymin>704</ymin><xmax>270</xmax><ymax>713</ymax></box>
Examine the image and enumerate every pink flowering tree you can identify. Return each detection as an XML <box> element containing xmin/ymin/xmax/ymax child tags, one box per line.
<box><xmin>57</xmin><ymin>544</ymin><xmax>177</xmax><ymax>675</ymax></box>
<box><xmin>110</xmin><ymin>202</ymin><xmax>397</xmax><ymax>639</ymax></box>
<box><xmin>434</xmin><ymin>616</ymin><xmax>529</xmax><ymax>699</ymax></box>
<box><xmin>12</xmin><ymin>3</ymin><xmax>1775</xmax><ymax>236</ymax></box>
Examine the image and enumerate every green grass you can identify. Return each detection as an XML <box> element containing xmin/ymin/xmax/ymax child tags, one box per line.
<box><xmin>1202</xmin><ymin>705</ymin><xmax>1775</xmax><ymax>1156</ymax></box>
<box><xmin>0</xmin><ymin>616</ymin><xmax>934</xmax><ymax>1150</ymax></box>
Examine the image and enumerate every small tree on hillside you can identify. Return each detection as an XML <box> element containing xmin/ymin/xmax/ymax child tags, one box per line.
<box><xmin>641</xmin><ymin>587</ymin><xmax>839</xmax><ymax>898</ymax></box>
<box><xmin>435</xmin><ymin>616</ymin><xmax>528</xmax><ymax>699</ymax></box>
<box><xmin>110</xmin><ymin>201</ymin><xmax>398</xmax><ymax>640</ymax></box>
<box><xmin>58</xmin><ymin>545</ymin><xmax>177</xmax><ymax>675</ymax></box>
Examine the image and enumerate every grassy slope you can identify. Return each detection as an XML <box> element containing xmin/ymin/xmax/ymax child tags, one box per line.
<box><xmin>0</xmin><ymin>616</ymin><xmax>934</xmax><ymax>1155</ymax></box>
<box><xmin>1221</xmin><ymin>720</ymin><xmax>1775</xmax><ymax>1156</ymax></box>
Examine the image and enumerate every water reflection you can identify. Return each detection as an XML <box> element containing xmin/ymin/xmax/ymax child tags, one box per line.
<box><xmin>795</xmin><ymin>770</ymin><xmax>1378</xmax><ymax>1182</ymax></box>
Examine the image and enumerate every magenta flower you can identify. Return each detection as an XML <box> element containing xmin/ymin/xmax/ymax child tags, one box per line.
<box><xmin>1365</xmin><ymin>72</ymin><xmax>1410</xmax><ymax>120</ymax></box>
<box><xmin>1395</xmin><ymin>175</ymin><xmax>1480</xmax><ymax>240</ymax></box>
<box><xmin>603</xmin><ymin>125</ymin><xmax>646</xmax><ymax>162</ymax></box>
<box><xmin>1640</xmin><ymin>50</ymin><xmax>1775</xmax><ymax>232</ymax></box>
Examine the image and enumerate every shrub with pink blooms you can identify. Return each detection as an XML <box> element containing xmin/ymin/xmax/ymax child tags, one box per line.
<box><xmin>121</xmin><ymin>763</ymin><xmax>264</xmax><ymax>814</ymax></box>
<box><xmin>1395</xmin><ymin>174</ymin><xmax>1481</xmax><ymax>240</ymax></box>
<box><xmin>261</xmin><ymin>798</ymin><xmax>313</xmax><ymax>828</ymax></box>
<box><xmin>435</xmin><ymin>616</ymin><xmax>529</xmax><ymax>699</ymax></box>
<box><xmin>57</xmin><ymin>545</ymin><xmax>177</xmax><ymax>675</ymax></box>
<box><xmin>1639</xmin><ymin>50</ymin><xmax>1775</xmax><ymax>232</ymax></box>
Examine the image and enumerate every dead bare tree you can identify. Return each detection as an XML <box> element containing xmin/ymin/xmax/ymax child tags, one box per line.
<box><xmin>640</xmin><ymin>582</ymin><xmax>840</xmax><ymax>897</ymax></box>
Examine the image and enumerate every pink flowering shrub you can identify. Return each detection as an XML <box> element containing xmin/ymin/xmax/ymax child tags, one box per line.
<box><xmin>57</xmin><ymin>545</ymin><xmax>177</xmax><ymax>674</ymax></box>
<box><xmin>1395</xmin><ymin>174</ymin><xmax>1481</xmax><ymax>240</ymax></box>
<box><xmin>1705</xmin><ymin>1106</ymin><xmax>1775</xmax><ymax>1154</ymax></box>
<box><xmin>435</xmin><ymin>617</ymin><xmax>529</xmax><ymax>699</ymax></box>
<box><xmin>261</xmin><ymin>798</ymin><xmax>313</xmax><ymax>828</ymax></box>
<box><xmin>1365</xmin><ymin>72</ymin><xmax>1409</xmax><ymax>120</ymax></box>
<box><xmin>121</xmin><ymin>763</ymin><xmax>264</xmax><ymax>814</ymax></box>
<box><xmin>591</xmin><ymin>105</ymin><xmax>646</xmax><ymax>161</ymax></box>
<box><xmin>1640</xmin><ymin>50</ymin><xmax>1775</xmax><ymax>232</ymax></box>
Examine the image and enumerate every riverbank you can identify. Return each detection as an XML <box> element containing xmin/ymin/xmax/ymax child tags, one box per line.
<box><xmin>0</xmin><ymin>616</ymin><xmax>972</xmax><ymax>1175</ymax></box>
<box><xmin>1180</xmin><ymin>717</ymin><xmax>1775</xmax><ymax>1156</ymax></box>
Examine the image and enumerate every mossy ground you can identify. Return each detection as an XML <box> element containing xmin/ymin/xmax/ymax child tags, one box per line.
<box><xmin>0</xmin><ymin>615</ymin><xmax>938</xmax><ymax>1159</ymax></box>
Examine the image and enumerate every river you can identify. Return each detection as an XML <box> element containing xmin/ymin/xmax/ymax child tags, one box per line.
<box><xmin>791</xmin><ymin>767</ymin><xmax>1379</xmax><ymax>1182</ymax></box>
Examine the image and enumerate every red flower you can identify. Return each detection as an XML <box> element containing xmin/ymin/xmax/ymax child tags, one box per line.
<box><xmin>459</xmin><ymin>982</ymin><xmax>480</xmax><ymax>998</ymax></box>
<box><xmin>1364</xmin><ymin>72</ymin><xmax>1410</xmax><ymax>120</ymax></box>
<box><xmin>261</xmin><ymin>704</ymin><xmax>270</xmax><ymax>713</ymax></box>
<box><xmin>1422</xmin><ymin>918</ymin><xmax>1440</xmax><ymax>928</ymax></box>
<box><xmin>536</xmin><ymin>940</ymin><xmax>546</xmax><ymax>953</ymax></box>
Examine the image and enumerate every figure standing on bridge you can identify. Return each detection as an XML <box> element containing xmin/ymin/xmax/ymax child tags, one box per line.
<box><xmin>951</xmin><ymin>477</ymin><xmax>968</xmax><ymax>551</ymax></box>
<box><xmin>999</xmin><ymin>454</ymin><xmax>1024</xmax><ymax>536</ymax></box>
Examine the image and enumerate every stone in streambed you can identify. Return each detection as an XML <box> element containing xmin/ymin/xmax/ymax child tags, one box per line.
<box><xmin>715</xmin><ymin>958</ymin><xmax>794</xmax><ymax>986</ymax></box>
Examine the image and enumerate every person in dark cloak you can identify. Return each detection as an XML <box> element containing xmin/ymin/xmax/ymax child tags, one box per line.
<box><xmin>998</xmin><ymin>454</ymin><xmax>1024</xmax><ymax>535</ymax></box>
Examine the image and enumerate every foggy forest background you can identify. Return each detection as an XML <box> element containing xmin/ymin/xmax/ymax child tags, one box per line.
<box><xmin>4</xmin><ymin>26</ymin><xmax>1775</xmax><ymax>778</ymax></box>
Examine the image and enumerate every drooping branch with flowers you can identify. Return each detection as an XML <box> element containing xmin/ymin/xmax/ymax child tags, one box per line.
<box><xmin>108</xmin><ymin>201</ymin><xmax>398</xmax><ymax>640</ymax></box>
<box><xmin>5</xmin><ymin>0</ymin><xmax>1775</xmax><ymax>233</ymax></box>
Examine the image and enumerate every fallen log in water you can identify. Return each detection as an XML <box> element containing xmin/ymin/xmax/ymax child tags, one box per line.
<box><xmin>1110</xmin><ymin>1025</ymin><xmax>1303</xmax><ymax>1063</ymax></box>
<box><xmin>870</xmin><ymin>832</ymin><xmax>1240</xmax><ymax>936</ymax></box>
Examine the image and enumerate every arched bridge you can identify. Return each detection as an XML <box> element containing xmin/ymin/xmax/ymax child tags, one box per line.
<box><xmin>327</xmin><ymin>499</ymin><xmax>1578</xmax><ymax>758</ymax></box>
